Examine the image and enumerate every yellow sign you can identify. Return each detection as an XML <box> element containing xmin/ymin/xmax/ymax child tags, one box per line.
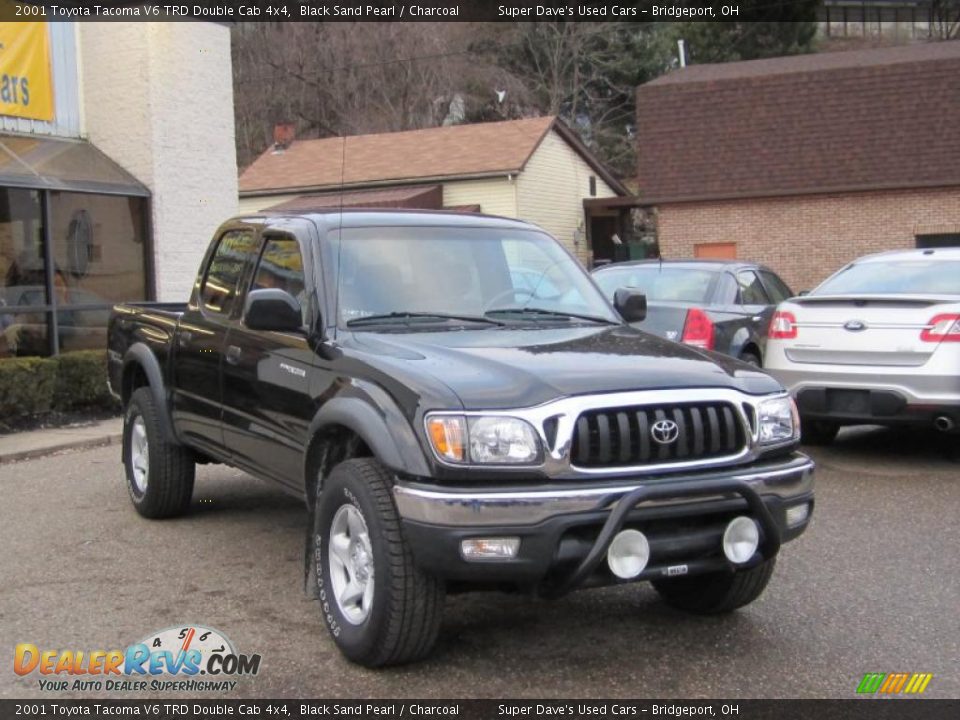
<box><xmin>0</xmin><ymin>22</ymin><xmax>53</xmax><ymax>121</ymax></box>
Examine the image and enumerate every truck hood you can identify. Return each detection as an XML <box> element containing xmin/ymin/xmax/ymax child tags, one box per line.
<box><xmin>345</xmin><ymin>324</ymin><xmax>782</xmax><ymax>410</ymax></box>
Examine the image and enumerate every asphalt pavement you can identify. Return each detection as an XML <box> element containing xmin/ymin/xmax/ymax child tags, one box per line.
<box><xmin>1</xmin><ymin>427</ymin><xmax>957</xmax><ymax>699</ymax></box>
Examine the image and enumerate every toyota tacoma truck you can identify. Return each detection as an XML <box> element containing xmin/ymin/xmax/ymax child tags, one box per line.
<box><xmin>107</xmin><ymin>211</ymin><xmax>814</xmax><ymax>667</ymax></box>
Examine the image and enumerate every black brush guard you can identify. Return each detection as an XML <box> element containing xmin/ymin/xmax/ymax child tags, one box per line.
<box><xmin>545</xmin><ymin>478</ymin><xmax>782</xmax><ymax>598</ymax></box>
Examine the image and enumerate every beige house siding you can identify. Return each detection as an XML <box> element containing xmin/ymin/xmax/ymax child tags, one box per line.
<box><xmin>657</xmin><ymin>187</ymin><xmax>960</xmax><ymax>292</ymax></box>
<box><xmin>441</xmin><ymin>177</ymin><xmax>517</xmax><ymax>216</ymax></box>
<box><xmin>517</xmin><ymin>130</ymin><xmax>616</xmax><ymax>263</ymax></box>
<box><xmin>237</xmin><ymin>193</ymin><xmax>300</xmax><ymax>215</ymax></box>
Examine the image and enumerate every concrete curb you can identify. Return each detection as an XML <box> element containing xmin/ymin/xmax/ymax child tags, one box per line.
<box><xmin>0</xmin><ymin>433</ymin><xmax>122</xmax><ymax>465</ymax></box>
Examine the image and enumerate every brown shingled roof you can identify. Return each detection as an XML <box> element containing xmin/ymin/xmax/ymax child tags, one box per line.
<box><xmin>636</xmin><ymin>41</ymin><xmax>960</xmax><ymax>203</ymax></box>
<box><xmin>240</xmin><ymin>116</ymin><xmax>627</xmax><ymax>197</ymax></box>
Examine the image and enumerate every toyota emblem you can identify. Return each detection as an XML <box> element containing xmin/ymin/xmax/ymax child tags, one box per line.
<box><xmin>651</xmin><ymin>419</ymin><xmax>680</xmax><ymax>445</ymax></box>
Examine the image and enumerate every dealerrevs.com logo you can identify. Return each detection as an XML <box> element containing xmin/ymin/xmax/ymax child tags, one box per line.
<box><xmin>14</xmin><ymin>625</ymin><xmax>261</xmax><ymax>693</ymax></box>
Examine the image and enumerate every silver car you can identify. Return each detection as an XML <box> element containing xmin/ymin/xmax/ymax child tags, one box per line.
<box><xmin>764</xmin><ymin>248</ymin><xmax>960</xmax><ymax>444</ymax></box>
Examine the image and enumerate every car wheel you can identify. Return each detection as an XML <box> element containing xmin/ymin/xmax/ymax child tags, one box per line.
<box><xmin>123</xmin><ymin>387</ymin><xmax>195</xmax><ymax>518</ymax></box>
<box><xmin>313</xmin><ymin>458</ymin><xmax>444</xmax><ymax>667</ymax></box>
<box><xmin>801</xmin><ymin>419</ymin><xmax>840</xmax><ymax>446</ymax></box>
<box><xmin>652</xmin><ymin>558</ymin><xmax>776</xmax><ymax>614</ymax></box>
<box><xmin>739</xmin><ymin>351</ymin><xmax>761</xmax><ymax>368</ymax></box>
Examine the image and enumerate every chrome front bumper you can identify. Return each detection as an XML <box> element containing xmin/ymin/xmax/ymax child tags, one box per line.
<box><xmin>394</xmin><ymin>453</ymin><xmax>814</xmax><ymax>528</ymax></box>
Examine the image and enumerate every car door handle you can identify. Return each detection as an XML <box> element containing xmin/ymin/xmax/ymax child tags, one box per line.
<box><xmin>225</xmin><ymin>345</ymin><xmax>242</xmax><ymax>365</ymax></box>
<box><xmin>179</xmin><ymin>330</ymin><xmax>193</xmax><ymax>344</ymax></box>
<box><xmin>752</xmin><ymin>316</ymin><xmax>763</xmax><ymax>323</ymax></box>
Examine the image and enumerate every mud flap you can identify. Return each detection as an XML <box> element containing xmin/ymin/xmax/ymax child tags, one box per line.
<box><xmin>303</xmin><ymin>510</ymin><xmax>319</xmax><ymax>599</ymax></box>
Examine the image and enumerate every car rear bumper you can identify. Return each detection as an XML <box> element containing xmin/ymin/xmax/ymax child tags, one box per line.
<box><xmin>393</xmin><ymin>453</ymin><xmax>814</xmax><ymax>592</ymax></box>
<box><xmin>768</xmin><ymin>366</ymin><xmax>960</xmax><ymax>427</ymax></box>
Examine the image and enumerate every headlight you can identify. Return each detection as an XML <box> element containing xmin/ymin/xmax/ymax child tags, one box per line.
<box><xmin>757</xmin><ymin>396</ymin><xmax>800</xmax><ymax>444</ymax></box>
<box><xmin>425</xmin><ymin>414</ymin><xmax>541</xmax><ymax>465</ymax></box>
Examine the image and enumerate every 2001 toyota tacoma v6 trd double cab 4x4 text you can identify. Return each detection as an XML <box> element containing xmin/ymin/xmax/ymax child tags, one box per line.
<box><xmin>108</xmin><ymin>211</ymin><xmax>814</xmax><ymax>667</ymax></box>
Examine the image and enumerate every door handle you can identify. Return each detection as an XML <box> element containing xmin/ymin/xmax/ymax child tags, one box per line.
<box><xmin>179</xmin><ymin>330</ymin><xmax>193</xmax><ymax>344</ymax></box>
<box><xmin>751</xmin><ymin>316</ymin><xmax>763</xmax><ymax>323</ymax></box>
<box><xmin>225</xmin><ymin>345</ymin><xmax>242</xmax><ymax>365</ymax></box>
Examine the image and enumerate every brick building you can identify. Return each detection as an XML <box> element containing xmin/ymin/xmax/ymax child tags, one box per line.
<box><xmin>635</xmin><ymin>41</ymin><xmax>960</xmax><ymax>292</ymax></box>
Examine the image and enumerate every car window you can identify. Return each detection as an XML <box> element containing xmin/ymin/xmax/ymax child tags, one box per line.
<box><xmin>737</xmin><ymin>270</ymin><xmax>771</xmax><ymax>305</ymax></box>
<box><xmin>593</xmin><ymin>267</ymin><xmax>715</xmax><ymax>303</ymax></box>
<box><xmin>200</xmin><ymin>230</ymin><xmax>258</xmax><ymax>316</ymax></box>
<box><xmin>815</xmin><ymin>259</ymin><xmax>960</xmax><ymax>295</ymax></box>
<box><xmin>759</xmin><ymin>270</ymin><xmax>793</xmax><ymax>304</ymax></box>
<box><xmin>252</xmin><ymin>237</ymin><xmax>308</xmax><ymax>326</ymax></box>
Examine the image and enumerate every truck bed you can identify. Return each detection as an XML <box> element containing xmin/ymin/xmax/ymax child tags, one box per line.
<box><xmin>106</xmin><ymin>302</ymin><xmax>188</xmax><ymax>400</ymax></box>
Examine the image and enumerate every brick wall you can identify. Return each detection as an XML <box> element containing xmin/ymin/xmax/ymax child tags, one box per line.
<box><xmin>657</xmin><ymin>187</ymin><xmax>960</xmax><ymax>291</ymax></box>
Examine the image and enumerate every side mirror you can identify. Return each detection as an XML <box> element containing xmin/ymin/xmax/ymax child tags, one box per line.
<box><xmin>614</xmin><ymin>288</ymin><xmax>647</xmax><ymax>323</ymax></box>
<box><xmin>244</xmin><ymin>289</ymin><xmax>303</xmax><ymax>332</ymax></box>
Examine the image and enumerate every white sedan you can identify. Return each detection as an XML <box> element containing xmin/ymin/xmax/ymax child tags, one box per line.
<box><xmin>764</xmin><ymin>248</ymin><xmax>960</xmax><ymax>444</ymax></box>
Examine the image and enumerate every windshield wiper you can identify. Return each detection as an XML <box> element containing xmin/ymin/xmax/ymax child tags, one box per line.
<box><xmin>346</xmin><ymin>311</ymin><xmax>504</xmax><ymax>328</ymax></box>
<box><xmin>485</xmin><ymin>307</ymin><xmax>618</xmax><ymax>325</ymax></box>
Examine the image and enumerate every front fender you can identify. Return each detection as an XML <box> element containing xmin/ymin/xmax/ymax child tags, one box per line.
<box><xmin>305</xmin><ymin>384</ymin><xmax>432</xmax><ymax>482</ymax></box>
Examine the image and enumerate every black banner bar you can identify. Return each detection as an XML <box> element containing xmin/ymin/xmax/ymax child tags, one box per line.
<box><xmin>1</xmin><ymin>700</ymin><xmax>959</xmax><ymax>720</ymax></box>
<box><xmin>0</xmin><ymin>1</ymin><xmax>776</xmax><ymax>23</ymax></box>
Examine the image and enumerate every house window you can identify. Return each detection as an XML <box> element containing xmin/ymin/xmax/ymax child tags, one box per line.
<box><xmin>916</xmin><ymin>234</ymin><xmax>960</xmax><ymax>249</ymax></box>
<box><xmin>694</xmin><ymin>242</ymin><xmax>737</xmax><ymax>259</ymax></box>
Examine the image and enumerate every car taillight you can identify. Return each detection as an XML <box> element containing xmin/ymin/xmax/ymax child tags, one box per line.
<box><xmin>920</xmin><ymin>314</ymin><xmax>960</xmax><ymax>343</ymax></box>
<box><xmin>681</xmin><ymin>307</ymin><xmax>715</xmax><ymax>350</ymax></box>
<box><xmin>768</xmin><ymin>311</ymin><xmax>798</xmax><ymax>340</ymax></box>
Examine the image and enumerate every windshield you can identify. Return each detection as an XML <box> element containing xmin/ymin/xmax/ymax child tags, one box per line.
<box><xmin>815</xmin><ymin>259</ymin><xmax>960</xmax><ymax>296</ymax></box>
<box><xmin>335</xmin><ymin>226</ymin><xmax>619</xmax><ymax>328</ymax></box>
<box><xmin>593</xmin><ymin>266</ymin><xmax>715</xmax><ymax>303</ymax></box>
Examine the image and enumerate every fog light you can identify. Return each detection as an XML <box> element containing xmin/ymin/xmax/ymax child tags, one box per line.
<box><xmin>461</xmin><ymin>537</ymin><xmax>520</xmax><ymax>561</ymax></box>
<box><xmin>607</xmin><ymin>529</ymin><xmax>650</xmax><ymax>579</ymax></box>
<box><xmin>786</xmin><ymin>502</ymin><xmax>810</xmax><ymax>528</ymax></box>
<box><xmin>722</xmin><ymin>516</ymin><xmax>759</xmax><ymax>564</ymax></box>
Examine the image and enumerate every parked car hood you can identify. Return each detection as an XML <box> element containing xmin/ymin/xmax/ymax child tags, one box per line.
<box><xmin>345</xmin><ymin>324</ymin><xmax>782</xmax><ymax>410</ymax></box>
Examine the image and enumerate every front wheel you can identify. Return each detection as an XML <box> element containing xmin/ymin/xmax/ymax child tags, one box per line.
<box><xmin>652</xmin><ymin>558</ymin><xmax>776</xmax><ymax>614</ymax></box>
<box><xmin>313</xmin><ymin>458</ymin><xmax>444</xmax><ymax>667</ymax></box>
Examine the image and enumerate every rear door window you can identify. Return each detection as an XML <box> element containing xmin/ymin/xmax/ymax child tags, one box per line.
<box><xmin>737</xmin><ymin>270</ymin><xmax>771</xmax><ymax>305</ymax></box>
<box><xmin>200</xmin><ymin>230</ymin><xmax>258</xmax><ymax>316</ymax></box>
<box><xmin>759</xmin><ymin>270</ymin><xmax>793</xmax><ymax>304</ymax></box>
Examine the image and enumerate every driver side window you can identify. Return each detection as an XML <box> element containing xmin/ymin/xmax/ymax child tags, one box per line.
<box><xmin>252</xmin><ymin>237</ymin><xmax>309</xmax><ymax>326</ymax></box>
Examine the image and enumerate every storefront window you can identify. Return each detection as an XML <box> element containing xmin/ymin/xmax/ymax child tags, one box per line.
<box><xmin>0</xmin><ymin>188</ymin><xmax>148</xmax><ymax>358</ymax></box>
<box><xmin>0</xmin><ymin>188</ymin><xmax>45</xmax><ymax>358</ymax></box>
<box><xmin>50</xmin><ymin>192</ymin><xmax>147</xmax><ymax>306</ymax></box>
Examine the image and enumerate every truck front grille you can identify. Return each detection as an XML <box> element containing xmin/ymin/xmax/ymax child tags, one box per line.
<box><xmin>570</xmin><ymin>402</ymin><xmax>747</xmax><ymax>469</ymax></box>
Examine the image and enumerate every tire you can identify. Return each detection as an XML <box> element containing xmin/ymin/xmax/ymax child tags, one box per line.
<box><xmin>123</xmin><ymin>387</ymin><xmax>195</xmax><ymax>519</ymax></box>
<box><xmin>801</xmin><ymin>419</ymin><xmax>840</xmax><ymax>446</ymax></box>
<box><xmin>313</xmin><ymin>458</ymin><xmax>444</xmax><ymax>667</ymax></box>
<box><xmin>652</xmin><ymin>558</ymin><xmax>776</xmax><ymax>615</ymax></box>
<box><xmin>739</xmin><ymin>351</ymin><xmax>761</xmax><ymax>368</ymax></box>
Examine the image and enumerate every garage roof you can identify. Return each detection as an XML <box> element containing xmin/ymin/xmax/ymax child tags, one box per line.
<box><xmin>240</xmin><ymin>116</ymin><xmax>627</xmax><ymax>196</ymax></box>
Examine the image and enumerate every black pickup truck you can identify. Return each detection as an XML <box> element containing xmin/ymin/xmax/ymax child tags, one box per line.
<box><xmin>108</xmin><ymin>211</ymin><xmax>814</xmax><ymax>667</ymax></box>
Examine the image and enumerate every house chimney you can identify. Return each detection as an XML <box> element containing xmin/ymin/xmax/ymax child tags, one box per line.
<box><xmin>273</xmin><ymin>122</ymin><xmax>296</xmax><ymax>151</ymax></box>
